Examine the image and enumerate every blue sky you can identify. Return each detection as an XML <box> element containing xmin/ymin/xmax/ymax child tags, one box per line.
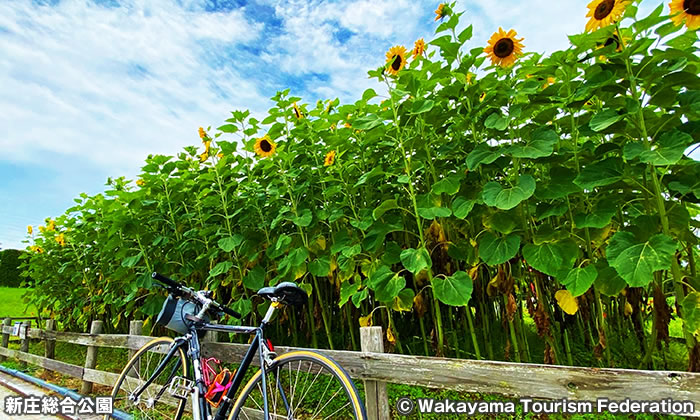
<box><xmin>0</xmin><ymin>0</ymin><xmax>663</xmax><ymax>250</ymax></box>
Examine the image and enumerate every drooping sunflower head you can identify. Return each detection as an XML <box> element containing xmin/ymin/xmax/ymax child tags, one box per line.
<box><xmin>199</xmin><ymin>151</ymin><xmax>209</xmax><ymax>162</ymax></box>
<box><xmin>27</xmin><ymin>225</ymin><xmax>33</xmax><ymax>235</ymax></box>
<box><xmin>585</xmin><ymin>0</ymin><xmax>630</xmax><ymax>32</ymax></box>
<box><xmin>412</xmin><ymin>38</ymin><xmax>426</xmax><ymax>59</ymax></box>
<box><xmin>670</xmin><ymin>0</ymin><xmax>700</xmax><ymax>29</ymax></box>
<box><xmin>385</xmin><ymin>45</ymin><xmax>408</xmax><ymax>76</ymax></box>
<box><xmin>484</xmin><ymin>28</ymin><xmax>525</xmax><ymax>68</ymax></box>
<box><xmin>254</xmin><ymin>135</ymin><xmax>277</xmax><ymax>158</ymax></box>
<box><xmin>293</xmin><ymin>103</ymin><xmax>304</xmax><ymax>119</ymax></box>
<box><xmin>203</xmin><ymin>140</ymin><xmax>212</xmax><ymax>155</ymax></box>
<box><xmin>324</xmin><ymin>150</ymin><xmax>336</xmax><ymax>167</ymax></box>
<box><xmin>198</xmin><ymin>127</ymin><xmax>207</xmax><ymax>140</ymax></box>
<box><xmin>434</xmin><ymin>3</ymin><xmax>449</xmax><ymax>21</ymax></box>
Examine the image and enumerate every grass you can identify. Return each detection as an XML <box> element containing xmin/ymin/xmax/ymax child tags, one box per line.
<box><xmin>0</xmin><ymin>287</ymin><xmax>40</xmax><ymax>318</ymax></box>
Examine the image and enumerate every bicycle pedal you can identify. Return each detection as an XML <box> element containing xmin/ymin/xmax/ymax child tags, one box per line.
<box><xmin>168</xmin><ymin>376</ymin><xmax>194</xmax><ymax>399</ymax></box>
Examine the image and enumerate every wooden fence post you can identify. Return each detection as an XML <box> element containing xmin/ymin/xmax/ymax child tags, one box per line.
<box><xmin>44</xmin><ymin>319</ymin><xmax>56</xmax><ymax>360</ymax></box>
<box><xmin>0</xmin><ymin>318</ymin><xmax>10</xmax><ymax>362</ymax></box>
<box><xmin>360</xmin><ymin>326</ymin><xmax>390</xmax><ymax>420</ymax></box>
<box><xmin>127</xmin><ymin>320</ymin><xmax>143</xmax><ymax>378</ymax></box>
<box><xmin>81</xmin><ymin>320</ymin><xmax>103</xmax><ymax>394</ymax></box>
<box><xmin>19</xmin><ymin>321</ymin><xmax>30</xmax><ymax>369</ymax></box>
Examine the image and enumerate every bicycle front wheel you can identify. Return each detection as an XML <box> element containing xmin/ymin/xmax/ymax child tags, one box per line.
<box><xmin>106</xmin><ymin>337</ymin><xmax>188</xmax><ymax>420</ymax></box>
<box><xmin>229</xmin><ymin>350</ymin><xmax>366</xmax><ymax>420</ymax></box>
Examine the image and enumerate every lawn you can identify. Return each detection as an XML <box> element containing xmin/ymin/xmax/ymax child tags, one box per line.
<box><xmin>0</xmin><ymin>287</ymin><xmax>39</xmax><ymax>318</ymax></box>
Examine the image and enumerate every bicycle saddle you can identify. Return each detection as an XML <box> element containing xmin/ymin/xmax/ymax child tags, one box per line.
<box><xmin>257</xmin><ymin>282</ymin><xmax>308</xmax><ymax>306</ymax></box>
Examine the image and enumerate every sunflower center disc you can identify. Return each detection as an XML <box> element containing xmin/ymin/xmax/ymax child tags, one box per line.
<box><xmin>594</xmin><ymin>0</ymin><xmax>615</xmax><ymax>19</ymax></box>
<box><xmin>494</xmin><ymin>38</ymin><xmax>514</xmax><ymax>58</ymax></box>
<box><xmin>391</xmin><ymin>55</ymin><xmax>402</xmax><ymax>71</ymax></box>
<box><xmin>684</xmin><ymin>0</ymin><xmax>700</xmax><ymax>15</ymax></box>
<box><xmin>261</xmin><ymin>140</ymin><xmax>271</xmax><ymax>152</ymax></box>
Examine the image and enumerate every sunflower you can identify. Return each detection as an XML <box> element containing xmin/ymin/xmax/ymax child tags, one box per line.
<box><xmin>47</xmin><ymin>220</ymin><xmax>55</xmax><ymax>231</ymax></box>
<box><xmin>38</xmin><ymin>225</ymin><xmax>46</xmax><ymax>234</ymax></box>
<box><xmin>324</xmin><ymin>150</ymin><xmax>336</xmax><ymax>166</ymax></box>
<box><xmin>27</xmin><ymin>225</ymin><xmax>33</xmax><ymax>235</ymax></box>
<box><xmin>585</xmin><ymin>0</ymin><xmax>630</xmax><ymax>32</ymax></box>
<box><xmin>385</xmin><ymin>45</ymin><xmax>408</xmax><ymax>76</ymax></box>
<box><xmin>217</xmin><ymin>152</ymin><xmax>224</xmax><ymax>159</ymax></box>
<box><xmin>55</xmin><ymin>233</ymin><xmax>66</xmax><ymax>247</ymax></box>
<box><xmin>670</xmin><ymin>0</ymin><xmax>700</xmax><ymax>29</ymax></box>
<box><xmin>293</xmin><ymin>103</ymin><xmax>304</xmax><ymax>119</ymax></box>
<box><xmin>344</xmin><ymin>122</ymin><xmax>352</xmax><ymax>128</ymax></box>
<box><xmin>30</xmin><ymin>245</ymin><xmax>44</xmax><ymax>254</ymax></box>
<box><xmin>198</xmin><ymin>127</ymin><xmax>208</xmax><ymax>140</ymax></box>
<box><xmin>254</xmin><ymin>135</ymin><xmax>277</xmax><ymax>158</ymax></box>
<box><xmin>466</xmin><ymin>72</ymin><xmax>474</xmax><ymax>84</ymax></box>
<box><xmin>479</xmin><ymin>92</ymin><xmax>486</xmax><ymax>102</ymax></box>
<box><xmin>543</xmin><ymin>77</ymin><xmax>556</xmax><ymax>88</ymax></box>
<box><xmin>434</xmin><ymin>3</ymin><xmax>448</xmax><ymax>21</ymax></box>
<box><xmin>199</xmin><ymin>152</ymin><xmax>209</xmax><ymax>162</ymax></box>
<box><xmin>412</xmin><ymin>38</ymin><xmax>426</xmax><ymax>59</ymax></box>
<box><xmin>484</xmin><ymin>28</ymin><xmax>525</xmax><ymax>68</ymax></box>
<box><xmin>136</xmin><ymin>179</ymin><xmax>146</xmax><ymax>187</ymax></box>
<box><xmin>203</xmin><ymin>140</ymin><xmax>211</xmax><ymax>155</ymax></box>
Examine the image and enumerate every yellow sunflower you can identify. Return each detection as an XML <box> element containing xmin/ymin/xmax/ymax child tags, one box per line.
<box><xmin>344</xmin><ymin>122</ymin><xmax>352</xmax><ymax>128</ymax></box>
<box><xmin>198</xmin><ymin>126</ymin><xmax>207</xmax><ymax>140</ymax></box>
<box><xmin>543</xmin><ymin>77</ymin><xmax>556</xmax><ymax>88</ymax></box>
<box><xmin>585</xmin><ymin>0</ymin><xmax>630</xmax><ymax>32</ymax></box>
<box><xmin>324</xmin><ymin>150</ymin><xmax>336</xmax><ymax>166</ymax></box>
<box><xmin>27</xmin><ymin>225</ymin><xmax>33</xmax><ymax>235</ymax></box>
<box><xmin>136</xmin><ymin>179</ymin><xmax>146</xmax><ymax>187</ymax></box>
<box><xmin>484</xmin><ymin>28</ymin><xmax>525</xmax><ymax>68</ymax></box>
<box><xmin>47</xmin><ymin>220</ymin><xmax>55</xmax><ymax>231</ymax></box>
<box><xmin>385</xmin><ymin>45</ymin><xmax>408</xmax><ymax>76</ymax></box>
<box><xmin>670</xmin><ymin>0</ymin><xmax>700</xmax><ymax>29</ymax></box>
<box><xmin>435</xmin><ymin>3</ymin><xmax>448</xmax><ymax>21</ymax></box>
<box><xmin>293</xmin><ymin>103</ymin><xmax>304</xmax><ymax>119</ymax></box>
<box><xmin>412</xmin><ymin>38</ymin><xmax>426</xmax><ymax>59</ymax></box>
<box><xmin>55</xmin><ymin>233</ymin><xmax>66</xmax><ymax>247</ymax></box>
<box><xmin>199</xmin><ymin>152</ymin><xmax>209</xmax><ymax>162</ymax></box>
<box><xmin>30</xmin><ymin>245</ymin><xmax>44</xmax><ymax>254</ymax></box>
<box><xmin>254</xmin><ymin>135</ymin><xmax>277</xmax><ymax>158</ymax></box>
<box><xmin>479</xmin><ymin>92</ymin><xmax>486</xmax><ymax>102</ymax></box>
<box><xmin>38</xmin><ymin>225</ymin><xmax>46</xmax><ymax>234</ymax></box>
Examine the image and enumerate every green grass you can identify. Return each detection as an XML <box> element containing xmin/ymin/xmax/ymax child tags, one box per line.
<box><xmin>0</xmin><ymin>287</ymin><xmax>39</xmax><ymax>318</ymax></box>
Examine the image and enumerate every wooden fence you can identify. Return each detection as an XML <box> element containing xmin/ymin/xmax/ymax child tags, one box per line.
<box><xmin>1</xmin><ymin>318</ymin><xmax>699</xmax><ymax>419</ymax></box>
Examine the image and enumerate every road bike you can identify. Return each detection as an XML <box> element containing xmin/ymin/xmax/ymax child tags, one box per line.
<box><xmin>105</xmin><ymin>272</ymin><xmax>367</xmax><ymax>420</ymax></box>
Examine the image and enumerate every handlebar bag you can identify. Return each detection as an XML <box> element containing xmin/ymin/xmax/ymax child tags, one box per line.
<box><xmin>156</xmin><ymin>295</ymin><xmax>208</xmax><ymax>335</ymax></box>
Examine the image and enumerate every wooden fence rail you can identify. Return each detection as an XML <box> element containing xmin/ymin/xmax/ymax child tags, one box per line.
<box><xmin>1</xmin><ymin>319</ymin><xmax>699</xmax><ymax>418</ymax></box>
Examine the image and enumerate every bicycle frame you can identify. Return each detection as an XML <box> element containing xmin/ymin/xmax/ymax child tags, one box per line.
<box><xmin>129</xmin><ymin>304</ymin><xmax>279</xmax><ymax>420</ymax></box>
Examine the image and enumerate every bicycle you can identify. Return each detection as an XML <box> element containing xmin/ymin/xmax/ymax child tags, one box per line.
<box><xmin>105</xmin><ymin>272</ymin><xmax>367</xmax><ymax>420</ymax></box>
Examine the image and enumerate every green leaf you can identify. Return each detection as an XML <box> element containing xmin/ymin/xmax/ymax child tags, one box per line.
<box><xmin>623</xmin><ymin>142</ymin><xmax>645</xmax><ymax>160</ymax></box>
<box><xmin>574</xmin><ymin>202</ymin><xmax>616</xmax><ymax>228</ymax></box>
<box><xmin>352</xmin><ymin>114</ymin><xmax>383</xmax><ymax>130</ymax></box>
<box><xmin>681</xmin><ymin>292</ymin><xmax>700</xmax><ymax>337</ymax></box>
<box><xmin>309</xmin><ymin>257</ymin><xmax>331</xmax><ymax>277</ymax></box>
<box><xmin>218</xmin><ymin>235</ymin><xmax>243</xmax><ymax>252</ymax></box>
<box><xmin>418</xmin><ymin>206</ymin><xmax>452</xmax><ymax>220</ymax></box>
<box><xmin>232</xmin><ymin>299</ymin><xmax>252</xmax><ymax>319</ymax></box>
<box><xmin>362</xmin><ymin>88</ymin><xmax>378</xmax><ymax>101</ymax></box>
<box><xmin>590</xmin><ymin>108</ymin><xmax>624</xmax><ymax>132</ymax></box>
<box><xmin>367</xmin><ymin>266</ymin><xmax>405</xmax><ymax>302</ymax></box>
<box><xmin>217</xmin><ymin>124</ymin><xmax>239</xmax><ymax>133</ymax></box>
<box><xmin>488</xmin><ymin>211</ymin><xmax>517</xmax><ymax>234</ymax></box>
<box><xmin>606</xmin><ymin>232</ymin><xmax>677</xmax><ymax>287</ymax></box>
<box><xmin>482</xmin><ymin>175</ymin><xmax>536</xmax><ymax>210</ymax></box>
<box><xmin>467</xmin><ymin>144</ymin><xmax>501</xmax><ymax>170</ymax></box>
<box><xmin>536</xmin><ymin>167</ymin><xmax>581</xmax><ymax>200</ymax></box>
<box><xmin>561</xmin><ymin>265</ymin><xmax>597</xmax><ymax>297</ymax></box>
<box><xmin>594</xmin><ymin>264</ymin><xmax>626</xmax><ymax>297</ymax></box>
<box><xmin>121</xmin><ymin>252</ymin><xmax>143</xmax><ymax>268</ymax></box>
<box><xmin>484</xmin><ymin>112</ymin><xmax>509</xmax><ymax>131</ymax></box>
<box><xmin>411</xmin><ymin>99</ymin><xmax>435</xmax><ymax>114</ymax></box>
<box><xmin>392</xmin><ymin>288</ymin><xmax>415</xmax><ymax>312</ymax></box>
<box><xmin>373</xmin><ymin>199</ymin><xmax>399</xmax><ymax>220</ymax></box>
<box><xmin>351</xmin><ymin>288</ymin><xmax>368</xmax><ymax>308</ymax></box>
<box><xmin>291</xmin><ymin>209</ymin><xmax>313</xmax><ymax>227</ymax></box>
<box><xmin>639</xmin><ymin>130</ymin><xmax>695</xmax><ymax>166</ymax></box>
<box><xmin>354</xmin><ymin>166</ymin><xmax>384</xmax><ymax>187</ymax></box>
<box><xmin>243</xmin><ymin>266</ymin><xmax>265</xmax><ymax>290</ymax></box>
<box><xmin>432</xmin><ymin>175</ymin><xmax>461</xmax><ymax>195</ymax></box>
<box><xmin>452</xmin><ymin>197</ymin><xmax>476</xmax><ymax>219</ymax></box>
<box><xmin>508</xmin><ymin>127</ymin><xmax>559</xmax><ymax>159</ymax></box>
<box><xmin>432</xmin><ymin>271</ymin><xmax>473</xmax><ymax>306</ymax></box>
<box><xmin>209</xmin><ymin>261</ymin><xmax>233</xmax><ymax>278</ymax></box>
<box><xmin>574</xmin><ymin>158</ymin><xmax>623</xmax><ymax>189</ymax></box>
<box><xmin>339</xmin><ymin>281</ymin><xmax>360</xmax><ymax>307</ymax></box>
<box><xmin>522</xmin><ymin>242</ymin><xmax>564</xmax><ymax>277</ymax></box>
<box><xmin>400</xmin><ymin>247</ymin><xmax>432</xmax><ymax>274</ymax></box>
<box><xmin>457</xmin><ymin>25</ymin><xmax>473</xmax><ymax>43</ymax></box>
<box><xmin>478</xmin><ymin>232</ymin><xmax>521</xmax><ymax>265</ymax></box>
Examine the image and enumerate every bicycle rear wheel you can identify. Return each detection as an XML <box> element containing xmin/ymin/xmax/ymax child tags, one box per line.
<box><xmin>229</xmin><ymin>350</ymin><xmax>366</xmax><ymax>420</ymax></box>
<box><xmin>106</xmin><ymin>337</ymin><xmax>188</xmax><ymax>420</ymax></box>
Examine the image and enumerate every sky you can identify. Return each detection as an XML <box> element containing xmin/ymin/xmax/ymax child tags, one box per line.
<box><xmin>0</xmin><ymin>0</ymin><xmax>664</xmax><ymax>250</ymax></box>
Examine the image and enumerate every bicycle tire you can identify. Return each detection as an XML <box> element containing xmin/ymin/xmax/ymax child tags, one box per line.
<box><xmin>228</xmin><ymin>350</ymin><xmax>367</xmax><ymax>420</ymax></box>
<box><xmin>105</xmin><ymin>337</ymin><xmax>188</xmax><ymax>420</ymax></box>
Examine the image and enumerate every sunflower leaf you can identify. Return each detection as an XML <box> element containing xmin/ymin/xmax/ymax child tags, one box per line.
<box><xmin>217</xmin><ymin>124</ymin><xmax>238</xmax><ymax>133</ymax></box>
<box><xmin>478</xmin><ymin>232</ymin><xmax>521</xmax><ymax>265</ymax></box>
<box><xmin>458</xmin><ymin>25</ymin><xmax>473</xmax><ymax>43</ymax></box>
<box><xmin>432</xmin><ymin>271</ymin><xmax>473</xmax><ymax>306</ymax></box>
<box><xmin>411</xmin><ymin>99</ymin><xmax>435</xmax><ymax>114</ymax></box>
<box><xmin>590</xmin><ymin>108</ymin><xmax>624</xmax><ymax>132</ymax></box>
<box><xmin>482</xmin><ymin>175</ymin><xmax>536</xmax><ymax>210</ymax></box>
<box><xmin>606</xmin><ymin>232</ymin><xmax>677</xmax><ymax>287</ymax></box>
<box><xmin>467</xmin><ymin>144</ymin><xmax>501</xmax><ymax>170</ymax></box>
<box><xmin>560</xmin><ymin>265</ymin><xmax>597</xmax><ymax>297</ymax></box>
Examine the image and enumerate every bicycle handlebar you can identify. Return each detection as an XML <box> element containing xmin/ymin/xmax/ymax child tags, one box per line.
<box><xmin>151</xmin><ymin>272</ymin><xmax>242</xmax><ymax>319</ymax></box>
